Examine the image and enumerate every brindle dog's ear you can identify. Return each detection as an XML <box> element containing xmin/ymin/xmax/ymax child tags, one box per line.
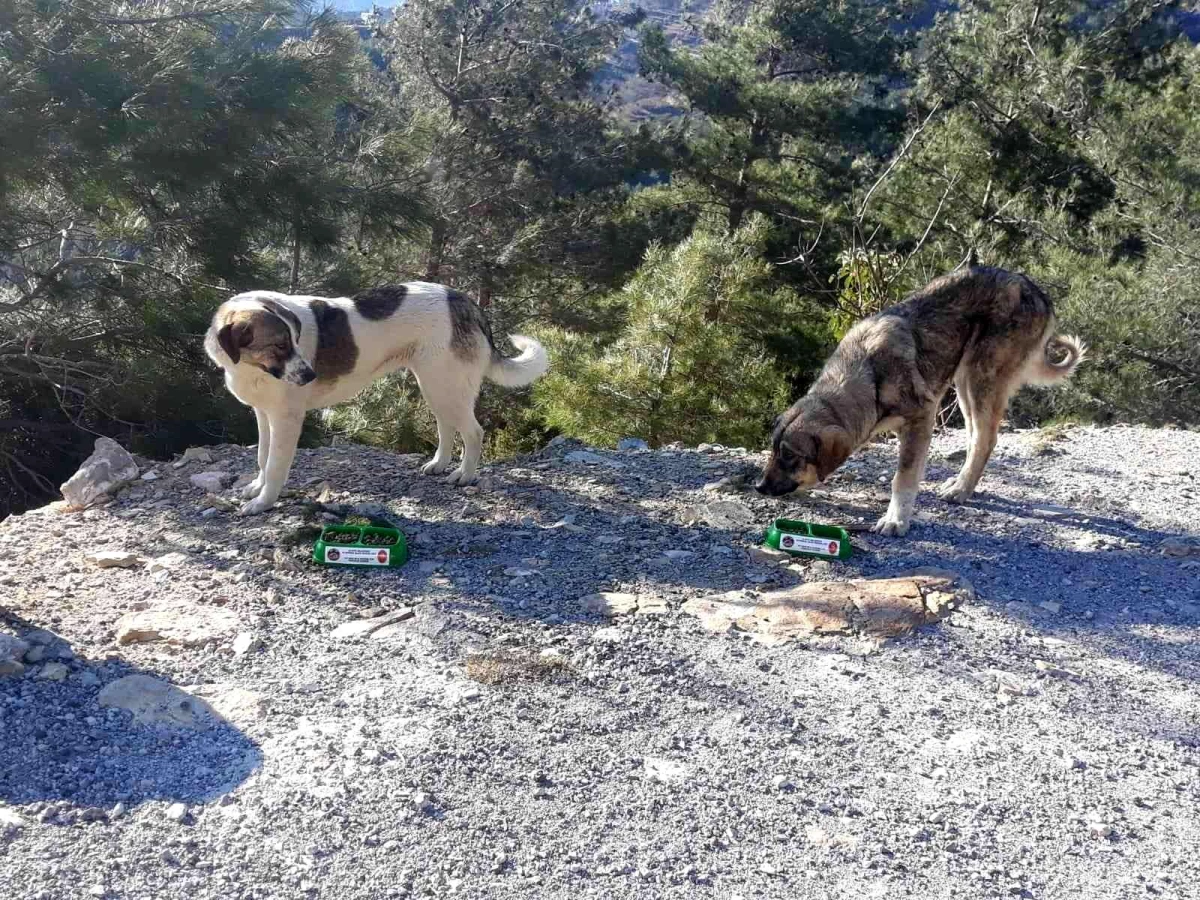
<box><xmin>217</xmin><ymin>321</ymin><xmax>252</xmax><ymax>364</ymax></box>
<box><xmin>815</xmin><ymin>426</ymin><xmax>852</xmax><ymax>481</ymax></box>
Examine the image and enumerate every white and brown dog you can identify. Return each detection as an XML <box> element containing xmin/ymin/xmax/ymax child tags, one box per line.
<box><xmin>204</xmin><ymin>283</ymin><xmax>549</xmax><ymax>514</ymax></box>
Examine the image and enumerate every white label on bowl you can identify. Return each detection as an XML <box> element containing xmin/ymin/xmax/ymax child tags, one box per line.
<box><xmin>323</xmin><ymin>546</ymin><xmax>390</xmax><ymax>566</ymax></box>
<box><xmin>778</xmin><ymin>532</ymin><xmax>841</xmax><ymax>556</ymax></box>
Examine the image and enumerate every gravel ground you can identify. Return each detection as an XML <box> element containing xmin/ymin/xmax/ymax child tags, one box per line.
<box><xmin>2</xmin><ymin>423</ymin><xmax>1198</xmax><ymax>900</ymax></box>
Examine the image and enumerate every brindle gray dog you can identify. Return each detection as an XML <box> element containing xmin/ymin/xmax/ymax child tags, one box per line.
<box><xmin>757</xmin><ymin>266</ymin><xmax>1085</xmax><ymax>536</ymax></box>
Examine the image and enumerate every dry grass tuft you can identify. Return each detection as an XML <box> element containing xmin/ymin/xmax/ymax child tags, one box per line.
<box><xmin>465</xmin><ymin>649</ymin><xmax>573</xmax><ymax>686</ymax></box>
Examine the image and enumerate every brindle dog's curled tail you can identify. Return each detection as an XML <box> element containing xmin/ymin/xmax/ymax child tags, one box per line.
<box><xmin>1027</xmin><ymin>332</ymin><xmax>1086</xmax><ymax>385</ymax></box>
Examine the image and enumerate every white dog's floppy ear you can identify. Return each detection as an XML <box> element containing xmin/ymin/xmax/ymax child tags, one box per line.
<box><xmin>217</xmin><ymin>321</ymin><xmax>252</xmax><ymax>364</ymax></box>
<box><xmin>259</xmin><ymin>298</ymin><xmax>301</xmax><ymax>340</ymax></box>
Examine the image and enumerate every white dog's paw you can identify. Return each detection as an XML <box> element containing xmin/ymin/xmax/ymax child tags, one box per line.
<box><xmin>420</xmin><ymin>459</ymin><xmax>450</xmax><ymax>476</ymax></box>
<box><xmin>238</xmin><ymin>496</ymin><xmax>275</xmax><ymax>516</ymax></box>
<box><xmin>872</xmin><ymin>513</ymin><xmax>911</xmax><ymax>537</ymax></box>
<box><xmin>239</xmin><ymin>478</ymin><xmax>264</xmax><ymax>499</ymax></box>
<box><xmin>937</xmin><ymin>478</ymin><xmax>973</xmax><ymax>503</ymax></box>
<box><xmin>445</xmin><ymin>467</ymin><xmax>477</xmax><ymax>487</ymax></box>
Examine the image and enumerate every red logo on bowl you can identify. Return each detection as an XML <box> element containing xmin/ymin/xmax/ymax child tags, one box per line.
<box><xmin>327</xmin><ymin>548</ymin><xmax>341</xmax><ymax>562</ymax></box>
<box><xmin>781</xmin><ymin>536</ymin><xmax>794</xmax><ymax>548</ymax></box>
<box><xmin>827</xmin><ymin>541</ymin><xmax>838</xmax><ymax>555</ymax></box>
<box><xmin>376</xmin><ymin>550</ymin><xmax>388</xmax><ymax>564</ymax></box>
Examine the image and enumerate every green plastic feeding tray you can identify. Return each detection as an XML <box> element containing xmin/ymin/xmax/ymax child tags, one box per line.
<box><xmin>313</xmin><ymin>524</ymin><xmax>408</xmax><ymax>568</ymax></box>
<box><xmin>764</xmin><ymin>517</ymin><xmax>852</xmax><ymax>561</ymax></box>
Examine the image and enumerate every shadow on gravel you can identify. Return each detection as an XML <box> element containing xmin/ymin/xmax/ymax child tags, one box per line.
<box><xmin>0</xmin><ymin>609</ymin><xmax>262</xmax><ymax>815</ymax></box>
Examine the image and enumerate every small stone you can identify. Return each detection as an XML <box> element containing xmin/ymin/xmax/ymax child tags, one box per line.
<box><xmin>23</xmin><ymin>644</ymin><xmax>45</xmax><ymax>664</ymax></box>
<box><xmin>86</xmin><ymin>550</ymin><xmax>142</xmax><ymax>569</ymax></box>
<box><xmin>140</xmin><ymin>470</ymin><xmax>159</xmax><ymax>482</ymax></box>
<box><xmin>749</xmin><ymin>546</ymin><xmax>791</xmax><ymax>566</ymax></box>
<box><xmin>189</xmin><ymin>471</ymin><xmax>233</xmax><ymax>492</ymax></box>
<box><xmin>411</xmin><ymin>791</ymin><xmax>435</xmax><ymax>815</ymax></box>
<box><xmin>99</xmin><ymin>675</ymin><xmax>219</xmax><ymax>729</ymax></box>
<box><xmin>174</xmin><ymin>446</ymin><xmax>213</xmax><ymax>468</ymax></box>
<box><xmin>231</xmin><ymin>632</ymin><xmax>262</xmax><ymax>656</ymax></box>
<box><xmin>564</xmin><ymin>450</ymin><xmax>624</xmax><ymax>469</ymax></box>
<box><xmin>1087</xmin><ymin>817</ymin><xmax>1115</xmax><ymax>839</ymax></box>
<box><xmin>76</xmin><ymin>670</ymin><xmax>101</xmax><ymax>689</ymax></box>
<box><xmin>165</xmin><ymin>802</ymin><xmax>189</xmax><ymax>823</ymax></box>
<box><xmin>643</xmin><ymin>757</ymin><xmax>689</xmax><ymax>783</ymax></box>
<box><xmin>635</xmin><ymin>596</ymin><xmax>669</xmax><ymax>616</ymax></box>
<box><xmin>580</xmin><ymin>592</ymin><xmax>639</xmax><ymax>617</ymax></box>
<box><xmin>1034</xmin><ymin>659</ymin><xmax>1078</xmax><ymax>679</ymax></box>
<box><xmin>272</xmin><ymin>548</ymin><xmax>302</xmax><ymax>572</ymax></box>
<box><xmin>805</xmin><ymin>824</ymin><xmax>833</xmax><ymax>847</ymax></box>
<box><xmin>1159</xmin><ymin>537</ymin><xmax>1200</xmax><ymax>558</ymax></box>
<box><xmin>330</xmin><ymin>607</ymin><xmax>414</xmax><ymax>640</ymax></box>
<box><xmin>0</xmin><ymin>634</ymin><xmax>30</xmax><ymax>678</ymax></box>
<box><xmin>116</xmin><ymin>602</ymin><xmax>240</xmax><ymax>647</ymax></box>
<box><xmin>771</xmin><ymin>774</ymin><xmax>793</xmax><ymax>792</ymax></box>
<box><xmin>693</xmin><ymin>500</ymin><xmax>755</xmax><ymax>528</ymax></box>
<box><xmin>662</xmin><ymin>550</ymin><xmax>695</xmax><ymax>561</ymax></box>
<box><xmin>37</xmin><ymin>662</ymin><xmax>69</xmax><ymax>682</ymax></box>
<box><xmin>1039</xmin><ymin>600</ymin><xmax>1062</xmax><ymax>614</ymax></box>
<box><xmin>60</xmin><ymin>437</ymin><xmax>139</xmax><ymax>509</ymax></box>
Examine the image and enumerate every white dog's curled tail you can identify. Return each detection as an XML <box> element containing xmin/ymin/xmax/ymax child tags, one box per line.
<box><xmin>486</xmin><ymin>335</ymin><xmax>550</xmax><ymax>388</ymax></box>
<box><xmin>1027</xmin><ymin>333</ymin><xmax>1087</xmax><ymax>385</ymax></box>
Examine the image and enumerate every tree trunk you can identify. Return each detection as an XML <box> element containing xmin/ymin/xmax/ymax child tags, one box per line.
<box><xmin>478</xmin><ymin>264</ymin><xmax>493</xmax><ymax>309</ymax></box>
<box><xmin>289</xmin><ymin>218</ymin><xmax>302</xmax><ymax>293</ymax></box>
<box><xmin>425</xmin><ymin>219</ymin><xmax>446</xmax><ymax>282</ymax></box>
<box><xmin>727</xmin><ymin>49</ymin><xmax>777</xmax><ymax>235</ymax></box>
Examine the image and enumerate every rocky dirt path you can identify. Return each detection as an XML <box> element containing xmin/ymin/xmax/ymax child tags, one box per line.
<box><xmin>2</xmin><ymin>424</ymin><xmax>1198</xmax><ymax>900</ymax></box>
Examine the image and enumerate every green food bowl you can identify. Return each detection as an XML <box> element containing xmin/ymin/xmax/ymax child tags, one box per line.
<box><xmin>313</xmin><ymin>524</ymin><xmax>408</xmax><ymax>568</ymax></box>
<box><xmin>764</xmin><ymin>517</ymin><xmax>851</xmax><ymax>560</ymax></box>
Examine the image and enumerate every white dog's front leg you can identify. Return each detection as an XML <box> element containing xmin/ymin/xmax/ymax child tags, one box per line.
<box><xmin>240</xmin><ymin>410</ymin><xmax>303</xmax><ymax>515</ymax></box>
<box><xmin>240</xmin><ymin>408</ymin><xmax>272</xmax><ymax>499</ymax></box>
<box><xmin>420</xmin><ymin>418</ymin><xmax>455</xmax><ymax>476</ymax></box>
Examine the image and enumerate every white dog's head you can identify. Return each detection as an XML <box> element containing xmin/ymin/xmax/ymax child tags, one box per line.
<box><xmin>213</xmin><ymin>296</ymin><xmax>316</xmax><ymax>386</ymax></box>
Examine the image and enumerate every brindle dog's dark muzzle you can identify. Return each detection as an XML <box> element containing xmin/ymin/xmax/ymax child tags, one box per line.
<box><xmin>755</xmin><ymin>462</ymin><xmax>798</xmax><ymax>496</ymax></box>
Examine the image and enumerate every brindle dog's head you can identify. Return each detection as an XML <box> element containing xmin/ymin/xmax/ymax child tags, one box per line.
<box><xmin>217</xmin><ymin>299</ymin><xmax>315</xmax><ymax>386</ymax></box>
<box><xmin>756</xmin><ymin>400</ymin><xmax>854</xmax><ymax>496</ymax></box>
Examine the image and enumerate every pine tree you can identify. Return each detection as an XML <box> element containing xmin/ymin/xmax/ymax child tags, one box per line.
<box><xmin>534</xmin><ymin>215</ymin><xmax>806</xmax><ymax>447</ymax></box>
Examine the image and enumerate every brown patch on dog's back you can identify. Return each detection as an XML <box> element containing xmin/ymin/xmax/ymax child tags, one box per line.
<box><xmin>353</xmin><ymin>285</ymin><xmax>407</xmax><ymax>321</ymax></box>
<box><xmin>311</xmin><ymin>300</ymin><xmax>358</xmax><ymax>382</ymax></box>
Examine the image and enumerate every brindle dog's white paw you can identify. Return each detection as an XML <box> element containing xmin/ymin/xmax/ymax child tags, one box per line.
<box><xmin>937</xmin><ymin>478</ymin><xmax>973</xmax><ymax>503</ymax></box>
<box><xmin>420</xmin><ymin>459</ymin><xmax>450</xmax><ymax>476</ymax></box>
<box><xmin>238</xmin><ymin>496</ymin><xmax>275</xmax><ymax>516</ymax></box>
<box><xmin>872</xmin><ymin>513</ymin><xmax>911</xmax><ymax>537</ymax></box>
<box><xmin>239</xmin><ymin>478</ymin><xmax>264</xmax><ymax>499</ymax></box>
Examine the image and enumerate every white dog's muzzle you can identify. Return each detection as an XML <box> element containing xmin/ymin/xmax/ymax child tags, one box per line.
<box><xmin>283</xmin><ymin>355</ymin><xmax>317</xmax><ymax>385</ymax></box>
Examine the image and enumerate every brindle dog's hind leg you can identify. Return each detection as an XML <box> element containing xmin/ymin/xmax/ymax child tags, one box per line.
<box><xmin>874</xmin><ymin>411</ymin><xmax>936</xmax><ymax>537</ymax></box>
<box><xmin>938</xmin><ymin>363</ymin><xmax>1019</xmax><ymax>503</ymax></box>
<box><xmin>938</xmin><ymin>367</ymin><xmax>976</xmax><ymax>498</ymax></box>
